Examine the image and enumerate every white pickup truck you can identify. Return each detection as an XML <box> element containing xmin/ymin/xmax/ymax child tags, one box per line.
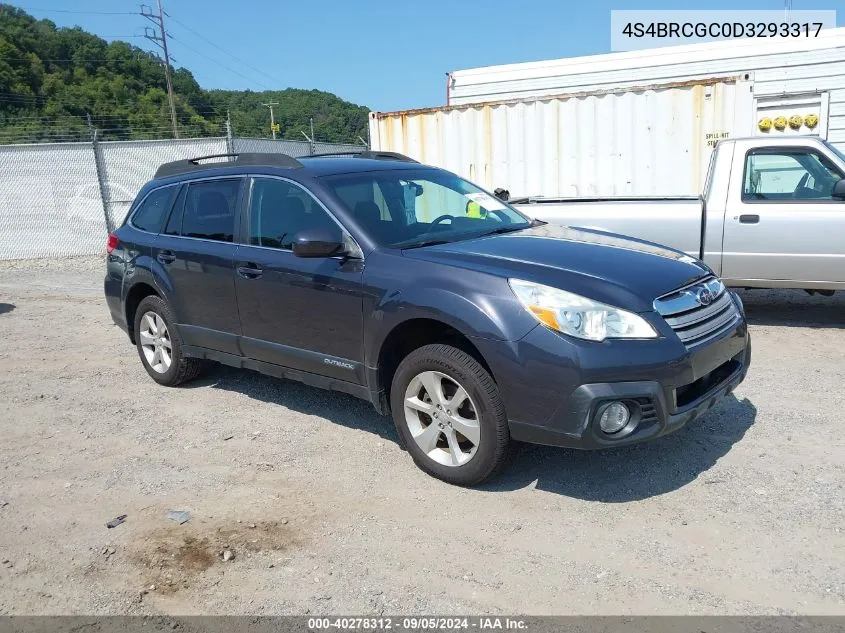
<box><xmin>512</xmin><ymin>136</ymin><xmax>845</xmax><ymax>293</ymax></box>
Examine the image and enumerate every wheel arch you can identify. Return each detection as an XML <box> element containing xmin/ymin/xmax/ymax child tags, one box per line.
<box><xmin>124</xmin><ymin>282</ymin><xmax>161</xmax><ymax>344</ymax></box>
<box><xmin>374</xmin><ymin>317</ymin><xmax>495</xmax><ymax>413</ymax></box>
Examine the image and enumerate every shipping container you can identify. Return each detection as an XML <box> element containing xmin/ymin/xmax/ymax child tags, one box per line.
<box><xmin>447</xmin><ymin>27</ymin><xmax>845</xmax><ymax>148</ymax></box>
<box><xmin>369</xmin><ymin>78</ymin><xmax>753</xmax><ymax>197</ymax></box>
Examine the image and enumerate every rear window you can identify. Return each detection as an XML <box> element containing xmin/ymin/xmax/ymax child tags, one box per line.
<box><xmin>130</xmin><ymin>185</ymin><xmax>178</xmax><ymax>233</ymax></box>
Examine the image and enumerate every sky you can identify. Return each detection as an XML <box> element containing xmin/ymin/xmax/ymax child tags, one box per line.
<box><xmin>10</xmin><ymin>0</ymin><xmax>845</xmax><ymax>112</ymax></box>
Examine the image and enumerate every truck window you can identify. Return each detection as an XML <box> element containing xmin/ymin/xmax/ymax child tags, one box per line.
<box><xmin>743</xmin><ymin>150</ymin><xmax>843</xmax><ymax>202</ymax></box>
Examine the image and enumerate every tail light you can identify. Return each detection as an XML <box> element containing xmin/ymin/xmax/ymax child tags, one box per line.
<box><xmin>106</xmin><ymin>233</ymin><xmax>119</xmax><ymax>254</ymax></box>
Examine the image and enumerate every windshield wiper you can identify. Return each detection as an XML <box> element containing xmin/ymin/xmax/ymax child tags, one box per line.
<box><xmin>478</xmin><ymin>224</ymin><xmax>532</xmax><ymax>237</ymax></box>
<box><xmin>399</xmin><ymin>238</ymin><xmax>453</xmax><ymax>249</ymax></box>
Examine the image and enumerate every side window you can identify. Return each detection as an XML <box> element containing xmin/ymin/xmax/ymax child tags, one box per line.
<box><xmin>332</xmin><ymin>181</ymin><xmax>392</xmax><ymax>221</ymax></box>
<box><xmin>249</xmin><ymin>178</ymin><xmax>337</xmax><ymax>250</ymax></box>
<box><xmin>743</xmin><ymin>150</ymin><xmax>843</xmax><ymax>201</ymax></box>
<box><xmin>131</xmin><ymin>186</ymin><xmax>177</xmax><ymax>233</ymax></box>
<box><xmin>181</xmin><ymin>180</ymin><xmax>241</xmax><ymax>242</ymax></box>
<box><xmin>163</xmin><ymin>185</ymin><xmax>186</xmax><ymax>235</ymax></box>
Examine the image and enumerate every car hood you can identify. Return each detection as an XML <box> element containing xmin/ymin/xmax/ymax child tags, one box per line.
<box><xmin>402</xmin><ymin>224</ymin><xmax>711</xmax><ymax>312</ymax></box>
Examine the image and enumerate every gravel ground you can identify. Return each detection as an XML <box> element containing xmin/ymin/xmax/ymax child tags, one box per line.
<box><xmin>0</xmin><ymin>256</ymin><xmax>843</xmax><ymax>615</ymax></box>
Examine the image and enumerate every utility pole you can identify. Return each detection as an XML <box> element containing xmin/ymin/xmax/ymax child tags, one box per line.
<box><xmin>301</xmin><ymin>130</ymin><xmax>315</xmax><ymax>156</ymax></box>
<box><xmin>225</xmin><ymin>110</ymin><xmax>233</xmax><ymax>154</ymax></box>
<box><xmin>142</xmin><ymin>1</ymin><xmax>178</xmax><ymax>138</ymax></box>
<box><xmin>263</xmin><ymin>101</ymin><xmax>279</xmax><ymax>139</ymax></box>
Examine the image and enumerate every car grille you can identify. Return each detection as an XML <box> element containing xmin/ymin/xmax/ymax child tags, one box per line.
<box><xmin>653</xmin><ymin>277</ymin><xmax>741</xmax><ymax>348</ymax></box>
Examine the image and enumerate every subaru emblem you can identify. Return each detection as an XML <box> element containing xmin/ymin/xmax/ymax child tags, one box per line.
<box><xmin>696</xmin><ymin>287</ymin><xmax>713</xmax><ymax>306</ymax></box>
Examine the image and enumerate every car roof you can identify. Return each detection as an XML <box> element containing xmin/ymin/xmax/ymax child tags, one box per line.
<box><xmin>295</xmin><ymin>156</ymin><xmax>435</xmax><ymax>177</ymax></box>
<box><xmin>149</xmin><ymin>151</ymin><xmax>435</xmax><ymax>186</ymax></box>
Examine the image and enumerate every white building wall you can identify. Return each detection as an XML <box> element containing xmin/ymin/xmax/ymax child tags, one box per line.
<box><xmin>449</xmin><ymin>28</ymin><xmax>845</xmax><ymax>147</ymax></box>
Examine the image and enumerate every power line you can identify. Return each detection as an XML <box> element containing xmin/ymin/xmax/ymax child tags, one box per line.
<box><xmin>168</xmin><ymin>36</ymin><xmax>272</xmax><ymax>91</ymax></box>
<box><xmin>166</xmin><ymin>14</ymin><xmax>282</xmax><ymax>88</ymax></box>
<box><xmin>0</xmin><ymin>93</ymin><xmax>225</xmax><ymax>111</ymax></box>
<box><xmin>13</xmin><ymin>7</ymin><xmax>138</xmax><ymax>14</ymax></box>
<box><xmin>1</xmin><ymin>57</ymin><xmax>152</xmax><ymax>62</ymax></box>
<box><xmin>71</xmin><ymin>35</ymin><xmax>145</xmax><ymax>39</ymax></box>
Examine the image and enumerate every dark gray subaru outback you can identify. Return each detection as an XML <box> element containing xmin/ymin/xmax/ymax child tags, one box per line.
<box><xmin>104</xmin><ymin>151</ymin><xmax>750</xmax><ymax>485</ymax></box>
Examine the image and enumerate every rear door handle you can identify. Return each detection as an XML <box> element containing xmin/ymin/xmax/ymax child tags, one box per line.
<box><xmin>739</xmin><ymin>214</ymin><xmax>760</xmax><ymax>224</ymax></box>
<box><xmin>236</xmin><ymin>263</ymin><xmax>263</xmax><ymax>279</ymax></box>
<box><xmin>157</xmin><ymin>250</ymin><xmax>176</xmax><ymax>264</ymax></box>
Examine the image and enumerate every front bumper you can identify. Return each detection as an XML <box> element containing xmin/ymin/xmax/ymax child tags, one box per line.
<box><xmin>473</xmin><ymin>311</ymin><xmax>751</xmax><ymax>450</ymax></box>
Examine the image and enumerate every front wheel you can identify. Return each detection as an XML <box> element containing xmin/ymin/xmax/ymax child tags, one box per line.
<box><xmin>390</xmin><ymin>344</ymin><xmax>509</xmax><ymax>486</ymax></box>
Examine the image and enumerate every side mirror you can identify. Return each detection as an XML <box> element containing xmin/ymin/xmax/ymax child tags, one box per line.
<box><xmin>494</xmin><ymin>187</ymin><xmax>510</xmax><ymax>202</ymax></box>
<box><xmin>292</xmin><ymin>228</ymin><xmax>346</xmax><ymax>258</ymax></box>
<box><xmin>832</xmin><ymin>178</ymin><xmax>845</xmax><ymax>200</ymax></box>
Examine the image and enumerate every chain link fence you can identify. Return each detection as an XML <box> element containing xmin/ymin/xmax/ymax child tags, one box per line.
<box><xmin>232</xmin><ymin>138</ymin><xmax>369</xmax><ymax>157</ymax></box>
<box><xmin>98</xmin><ymin>137</ymin><xmax>229</xmax><ymax>229</ymax></box>
<box><xmin>0</xmin><ymin>135</ymin><xmax>366</xmax><ymax>260</ymax></box>
<box><xmin>232</xmin><ymin>137</ymin><xmax>313</xmax><ymax>157</ymax></box>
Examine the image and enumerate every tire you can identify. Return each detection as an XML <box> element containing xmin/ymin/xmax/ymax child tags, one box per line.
<box><xmin>133</xmin><ymin>295</ymin><xmax>203</xmax><ymax>387</ymax></box>
<box><xmin>390</xmin><ymin>344</ymin><xmax>509</xmax><ymax>486</ymax></box>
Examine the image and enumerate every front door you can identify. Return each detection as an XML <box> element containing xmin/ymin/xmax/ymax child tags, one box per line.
<box><xmin>234</xmin><ymin>176</ymin><xmax>365</xmax><ymax>383</ymax></box>
<box><xmin>153</xmin><ymin>178</ymin><xmax>245</xmax><ymax>355</ymax></box>
<box><xmin>722</xmin><ymin>144</ymin><xmax>845</xmax><ymax>285</ymax></box>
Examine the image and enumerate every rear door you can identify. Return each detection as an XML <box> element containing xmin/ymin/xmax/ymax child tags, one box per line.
<box><xmin>233</xmin><ymin>176</ymin><xmax>365</xmax><ymax>383</ymax></box>
<box><xmin>721</xmin><ymin>144</ymin><xmax>845</xmax><ymax>284</ymax></box>
<box><xmin>153</xmin><ymin>178</ymin><xmax>246</xmax><ymax>355</ymax></box>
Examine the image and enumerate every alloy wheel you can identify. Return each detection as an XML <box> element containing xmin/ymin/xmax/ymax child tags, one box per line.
<box><xmin>403</xmin><ymin>371</ymin><xmax>480</xmax><ymax>467</ymax></box>
<box><xmin>138</xmin><ymin>311</ymin><xmax>172</xmax><ymax>374</ymax></box>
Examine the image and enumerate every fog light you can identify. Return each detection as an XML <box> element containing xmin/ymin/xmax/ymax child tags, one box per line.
<box><xmin>599</xmin><ymin>401</ymin><xmax>630</xmax><ymax>434</ymax></box>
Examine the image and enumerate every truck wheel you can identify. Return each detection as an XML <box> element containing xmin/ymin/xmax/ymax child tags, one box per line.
<box><xmin>390</xmin><ymin>344</ymin><xmax>509</xmax><ymax>486</ymax></box>
<box><xmin>134</xmin><ymin>295</ymin><xmax>203</xmax><ymax>387</ymax></box>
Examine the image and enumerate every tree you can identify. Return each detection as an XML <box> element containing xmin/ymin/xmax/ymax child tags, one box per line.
<box><xmin>0</xmin><ymin>4</ymin><xmax>370</xmax><ymax>144</ymax></box>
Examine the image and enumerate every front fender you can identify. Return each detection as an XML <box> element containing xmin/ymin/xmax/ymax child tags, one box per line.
<box><xmin>362</xmin><ymin>252</ymin><xmax>538</xmax><ymax>370</ymax></box>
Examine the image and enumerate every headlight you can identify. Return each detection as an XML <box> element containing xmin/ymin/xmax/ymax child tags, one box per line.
<box><xmin>509</xmin><ymin>279</ymin><xmax>658</xmax><ymax>341</ymax></box>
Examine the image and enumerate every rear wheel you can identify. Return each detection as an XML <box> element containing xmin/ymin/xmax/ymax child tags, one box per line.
<box><xmin>134</xmin><ymin>295</ymin><xmax>203</xmax><ymax>386</ymax></box>
<box><xmin>390</xmin><ymin>344</ymin><xmax>509</xmax><ymax>486</ymax></box>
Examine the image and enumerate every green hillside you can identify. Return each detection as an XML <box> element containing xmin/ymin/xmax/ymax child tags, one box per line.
<box><xmin>0</xmin><ymin>3</ymin><xmax>369</xmax><ymax>144</ymax></box>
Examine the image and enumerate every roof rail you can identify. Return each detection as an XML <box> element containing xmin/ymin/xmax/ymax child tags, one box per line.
<box><xmin>154</xmin><ymin>152</ymin><xmax>303</xmax><ymax>179</ymax></box>
<box><xmin>306</xmin><ymin>150</ymin><xmax>419</xmax><ymax>163</ymax></box>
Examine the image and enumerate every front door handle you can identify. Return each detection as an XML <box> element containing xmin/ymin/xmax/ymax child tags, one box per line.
<box><xmin>157</xmin><ymin>250</ymin><xmax>176</xmax><ymax>264</ymax></box>
<box><xmin>236</xmin><ymin>263</ymin><xmax>263</xmax><ymax>279</ymax></box>
<box><xmin>739</xmin><ymin>214</ymin><xmax>760</xmax><ymax>224</ymax></box>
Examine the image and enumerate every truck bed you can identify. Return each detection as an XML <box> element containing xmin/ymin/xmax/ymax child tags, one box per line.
<box><xmin>512</xmin><ymin>197</ymin><xmax>704</xmax><ymax>258</ymax></box>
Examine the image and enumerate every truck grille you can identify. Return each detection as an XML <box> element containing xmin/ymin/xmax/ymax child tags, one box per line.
<box><xmin>653</xmin><ymin>278</ymin><xmax>741</xmax><ymax>348</ymax></box>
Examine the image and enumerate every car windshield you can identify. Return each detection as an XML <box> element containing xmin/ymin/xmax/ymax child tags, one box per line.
<box><xmin>320</xmin><ymin>168</ymin><xmax>532</xmax><ymax>248</ymax></box>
